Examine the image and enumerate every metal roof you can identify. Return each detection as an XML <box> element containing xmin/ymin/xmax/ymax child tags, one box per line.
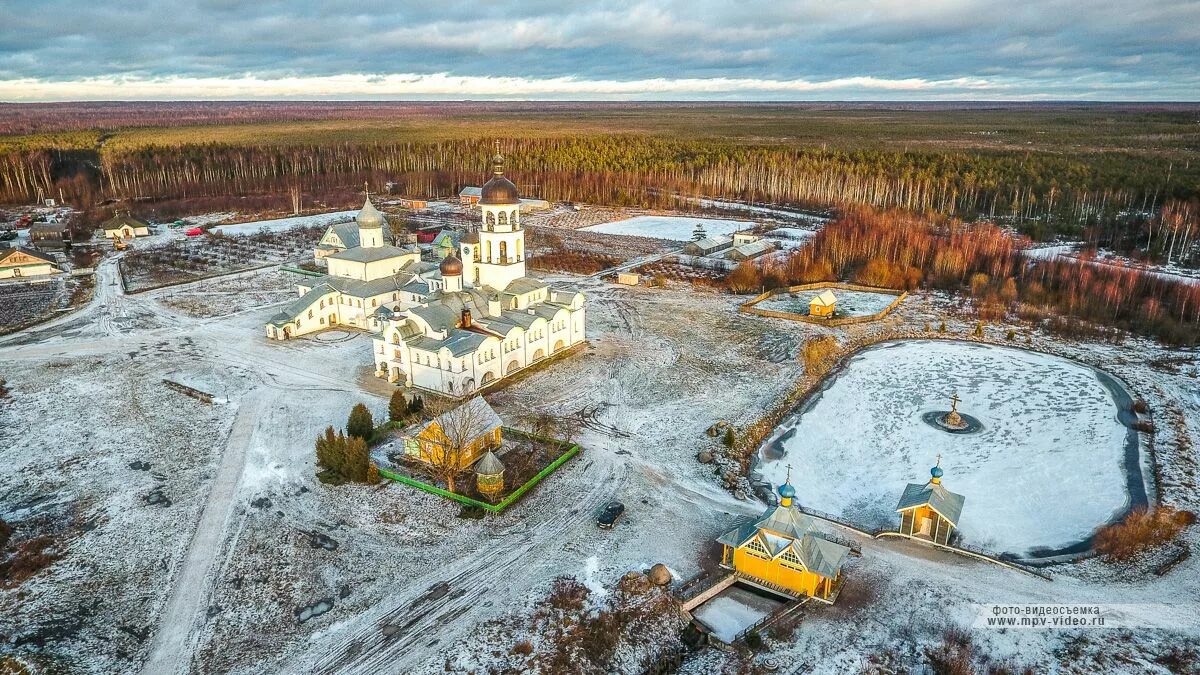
<box><xmin>811</xmin><ymin>290</ymin><xmax>837</xmax><ymax>307</ymax></box>
<box><xmin>419</xmin><ymin>396</ymin><xmax>503</xmax><ymax>442</ymax></box>
<box><xmin>325</xmin><ymin>244</ymin><xmax>415</xmax><ymax>264</ymax></box>
<box><xmin>895</xmin><ymin>481</ymin><xmax>966</xmax><ymax>526</ymax></box>
<box><xmin>475</xmin><ymin>450</ymin><xmax>504</xmax><ymax>475</ymax></box>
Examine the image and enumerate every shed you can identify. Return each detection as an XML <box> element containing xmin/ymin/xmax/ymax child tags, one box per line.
<box><xmin>809</xmin><ymin>290</ymin><xmax>837</xmax><ymax>318</ymax></box>
<box><xmin>28</xmin><ymin>222</ymin><xmax>71</xmax><ymax>250</ymax></box>
<box><xmin>724</xmin><ymin>240</ymin><xmax>775</xmax><ymax>261</ymax></box>
<box><xmin>101</xmin><ymin>212</ymin><xmax>151</xmax><ymax>240</ymax></box>
<box><xmin>682</xmin><ymin>236</ymin><xmax>733</xmax><ymax>256</ymax></box>
<box><xmin>617</xmin><ymin>272</ymin><xmax>640</xmax><ymax>286</ymax></box>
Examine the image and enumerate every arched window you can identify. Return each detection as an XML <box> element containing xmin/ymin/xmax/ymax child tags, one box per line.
<box><xmin>499</xmin><ymin>241</ymin><xmax>507</xmax><ymax>262</ymax></box>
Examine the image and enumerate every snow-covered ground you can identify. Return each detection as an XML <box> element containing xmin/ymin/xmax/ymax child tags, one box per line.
<box><xmin>210</xmin><ymin>210</ymin><xmax>356</xmax><ymax>235</ymax></box>
<box><xmin>755</xmin><ymin>288</ymin><xmax>899</xmax><ymax>317</ymax></box>
<box><xmin>3</xmin><ymin>250</ymin><xmax>1199</xmax><ymax>674</ymax></box>
<box><xmin>692</xmin><ymin>198</ymin><xmax>830</xmax><ymax>224</ymax></box>
<box><xmin>582</xmin><ymin>215</ymin><xmax>753</xmax><ymax>241</ymax></box>
<box><xmin>757</xmin><ymin>340</ymin><xmax>1132</xmax><ymax>555</ymax></box>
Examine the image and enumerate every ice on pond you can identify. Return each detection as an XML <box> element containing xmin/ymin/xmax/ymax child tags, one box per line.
<box><xmin>581</xmin><ymin>215</ymin><xmax>752</xmax><ymax>241</ymax></box>
<box><xmin>692</xmin><ymin>586</ymin><xmax>784</xmax><ymax>643</ymax></box>
<box><xmin>758</xmin><ymin>340</ymin><xmax>1132</xmax><ymax>555</ymax></box>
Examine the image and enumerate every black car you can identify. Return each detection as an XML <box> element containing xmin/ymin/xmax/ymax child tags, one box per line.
<box><xmin>597</xmin><ymin>501</ymin><xmax>625</xmax><ymax>529</ymax></box>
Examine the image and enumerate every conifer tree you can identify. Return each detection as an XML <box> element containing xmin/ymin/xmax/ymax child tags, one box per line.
<box><xmin>342</xmin><ymin>434</ymin><xmax>370</xmax><ymax>482</ymax></box>
<box><xmin>388</xmin><ymin>391</ymin><xmax>408</xmax><ymax>423</ymax></box>
<box><xmin>347</xmin><ymin>403</ymin><xmax>374</xmax><ymax>440</ymax></box>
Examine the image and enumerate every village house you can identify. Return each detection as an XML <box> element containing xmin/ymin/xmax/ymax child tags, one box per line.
<box><xmin>398</xmin><ymin>197</ymin><xmax>429</xmax><ymax>209</ymax></box>
<box><xmin>895</xmin><ymin>458</ymin><xmax>966</xmax><ymax>546</ymax></box>
<box><xmin>29</xmin><ymin>222</ymin><xmax>71</xmax><ymax>250</ymax></box>
<box><xmin>682</xmin><ymin>235</ymin><xmax>732</xmax><ymax>256</ymax></box>
<box><xmin>267</xmin><ymin>150</ymin><xmax>587</xmax><ymax>398</ymax></box>
<box><xmin>431</xmin><ymin>229</ymin><xmax>460</xmax><ymax>259</ymax></box>
<box><xmin>100</xmin><ymin>212</ymin><xmax>151</xmax><ymax>240</ymax></box>
<box><xmin>402</xmin><ymin>396</ymin><xmax>503</xmax><ymax>470</ymax></box>
<box><xmin>0</xmin><ymin>247</ymin><xmax>61</xmax><ymax>279</ymax></box>
<box><xmin>809</xmin><ymin>289</ymin><xmax>837</xmax><ymax>317</ymax></box>
<box><xmin>716</xmin><ymin>475</ymin><xmax>850</xmax><ymax>602</ymax></box>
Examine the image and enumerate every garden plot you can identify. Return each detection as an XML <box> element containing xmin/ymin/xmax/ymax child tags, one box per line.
<box><xmin>582</xmin><ymin>215</ymin><xmax>752</xmax><ymax>241</ymax></box>
<box><xmin>756</xmin><ymin>288</ymin><xmax>899</xmax><ymax>318</ymax></box>
<box><xmin>210</xmin><ymin>210</ymin><xmax>356</xmax><ymax>235</ymax></box>
<box><xmin>0</xmin><ymin>280</ymin><xmax>64</xmax><ymax>332</ymax></box>
<box><xmin>121</xmin><ymin>227</ymin><xmax>321</xmax><ymax>292</ymax></box>
<box><xmin>154</xmin><ymin>269</ymin><xmax>300</xmax><ymax>318</ymax></box>
<box><xmin>757</xmin><ymin>340</ymin><xmax>1133</xmax><ymax>556</ymax></box>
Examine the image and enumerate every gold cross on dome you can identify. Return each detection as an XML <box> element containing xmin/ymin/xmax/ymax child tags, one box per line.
<box><xmin>949</xmin><ymin>392</ymin><xmax>960</xmax><ymax>412</ymax></box>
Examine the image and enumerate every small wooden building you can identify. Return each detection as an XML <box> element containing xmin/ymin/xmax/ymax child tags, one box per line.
<box><xmin>0</xmin><ymin>247</ymin><xmax>60</xmax><ymax>279</ymax></box>
<box><xmin>895</xmin><ymin>460</ymin><xmax>966</xmax><ymax>546</ymax></box>
<box><xmin>809</xmin><ymin>290</ymin><xmax>837</xmax><ymax>318</ymax></box>
<box><xmin>475</xmin><ymin>450</ymin><xmax>506</xmax><ymax>501</ymax></box>
<box><xmin>458</xmin><ymin>186</ymin><xmax>482</xmax><ymax>206</ymax></box>
<box><xmin>101</xmin><ymin>212</ymin><xmax>151</xmax><ymax>240</ymax></box>
<box><xmin>617</xmin><ymin>272</ymin><xmax>640</xmax><ymax>286</ymax></box>
<box><xmin>716</xmin><ymin>477</ymin><xmax>850</xmax><ymax>602</ymax></box>
<box><xmin>404</xmin><ymin>396</ymin><xmax>503</xmax><ymax>470</ymax></box>
<box><xmin>399</xmin><ymin>197</ymin><xmax>429</xmax><ymax>209</ymax></box>
<box><xmin>29</xmin><ymin>222</ymin><xmax>71</xmax><ymax>250</ymax></box>
<box><xmin>732</xmin><ymin>231</ymin><xmax>761</xmax><ymax>246</ymax></box>
<box><xmin>682</xmin><ymin>236</ymin><xmax>732</xmax><ymax>256</ymax></box>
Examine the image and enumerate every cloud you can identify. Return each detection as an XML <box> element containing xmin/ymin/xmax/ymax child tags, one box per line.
<box><xmin>0</xmin><ymin>0</ymin><xmax>1197</xmax><ymax>100</ymax></box>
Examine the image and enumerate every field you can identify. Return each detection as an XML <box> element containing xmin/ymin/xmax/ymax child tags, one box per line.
<box><xmin>582</xmin><ymin>215</ymin><xmax>752</xmax><ymax>241</ymax></box>
<box><xmin>2</xmin><ymin>247</ymin><xmax>1200</xmax><ymax>673</ymax></box>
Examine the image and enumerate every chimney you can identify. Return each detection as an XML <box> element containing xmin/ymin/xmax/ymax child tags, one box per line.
<box><xmin>460</xmin><ymin>308</ymin><xmax>472</xmax><ymax>329</ymax></box>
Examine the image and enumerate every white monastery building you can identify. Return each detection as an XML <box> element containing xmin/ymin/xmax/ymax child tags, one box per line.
<box><xmin>266</xmin><ymin>151</ymin><xmax>586</xmax><ymax>397</ymax></box>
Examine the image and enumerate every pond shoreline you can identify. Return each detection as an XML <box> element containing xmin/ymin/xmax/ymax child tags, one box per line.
<box><xmin>746</xmin><ymin>336</ymin><xmax>1153</xmax><ymax>564</ymax></box>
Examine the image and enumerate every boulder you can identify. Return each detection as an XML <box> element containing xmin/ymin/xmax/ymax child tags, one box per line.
<box><xmin>647</xmin><ymin>563</ymin><xmax>672</xmax><ymax>586</ymax></box>
<box><xmin>697</xmin><ymin>450</ymin><xmax>714</xmax><ymax>464</ymax></box>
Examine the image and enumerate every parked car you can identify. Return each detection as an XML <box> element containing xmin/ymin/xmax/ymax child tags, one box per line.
<box><xmin>597</xmin><ymin>501</ymin><xmax>625</xmax><ymax>529</ymax></box>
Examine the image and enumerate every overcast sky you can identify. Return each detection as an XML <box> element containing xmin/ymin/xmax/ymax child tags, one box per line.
<box><xmin>1</xmin><ymin>0</ymin><xmax>1197</xmax><ymax>101</ymax></box>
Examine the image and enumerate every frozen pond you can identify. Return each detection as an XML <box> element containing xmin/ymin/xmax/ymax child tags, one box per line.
<box><xmin>757</xmin><ymin>340</ymin><xmax>1137</xmax><ymax>556</ymax></box>
<box><xmin>755</xmin><ymin>288</ymin><xmax>899</xmax><ymax>318</ymax></box>
<box><xmin>210</xmin><ymin>210</ymin><xmax>356</xmax><ymax>235</ymax></box>
<box><xmin>581</xmin><ymin>215</ymin><xmax>751</xmax><ymax>241</ymax></box>
<box><xmin>692</xmin><ymin>585</ymin><xmax>785</xmax><ymax>643</ymax></box>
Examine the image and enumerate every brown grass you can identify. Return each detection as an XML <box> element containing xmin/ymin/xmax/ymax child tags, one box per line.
<box><xmin>1095</xmin><ymin>506</ymin><xmax>1195</xmax><ymax>561</ymax></box>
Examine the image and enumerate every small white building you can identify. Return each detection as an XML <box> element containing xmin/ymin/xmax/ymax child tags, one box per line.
<box><xmin>101</xmin><ymin>212</ymin><xmax>151</xmax><ymax>240</ymax></box>
<box><xmin>733</xmin><ymin>231</ymin><xmax>762</xmax><ymax>246</ymax></box>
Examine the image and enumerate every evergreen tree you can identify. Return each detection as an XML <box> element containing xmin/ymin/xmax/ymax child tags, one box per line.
<box><xmin>366</xmin><ymin>462</ymin><xmax>381</xmax><ymax>484</ymax></box>
<box><xmin>388</xmin><ymin>390</ymin><xmax>408</xmax><ymax>423</ymax></box>
<box><xmin>722</xmin><ymin>427</ymin><xmax>735</xmax><ymax>449</ymax></box>
<box><xmin>343</xmin><ymin>435</ymin><xmax>370</xmax><ymax>482</ymax></box>
<box><xmin>347</xmin><ymin>403</ymin><xmax>374</xmax><ymax>440</ymax></box>
<box><xmin>316</xmin><ymin>425</ymin><xmax>338</xmax><ymax>471</ymax></box>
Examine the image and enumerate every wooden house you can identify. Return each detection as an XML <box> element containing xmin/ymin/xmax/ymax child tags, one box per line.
<box><xmin>101</xmin><ymin>212</ymin><xmax>150</xmax><ymax>240</ymax></box>
<box><xmin>0</xmin><ymin>247</ymin><xmax>60</xmax><ymax>279</ymax></box>
<box><xmin>617</xmin><ymin>272</ymin><xmax>640</xmax><ymax>286</ymax></box>
<box><xmin>809</xmin><ymin>290</ymin><xmax>837</xmax><ymax>318</ymax></box>
<box><xmin>459</xmin><ymin>186</ymin><xmax>483</xmax><ymax>206</ymax></box>
<box><xmin>403</xmin><ymin>396</ymin><xmax>503</xmax><ymax>470</ymax></box>
<box><xmin>716</xmin><ymin>476</ymin><xmax>850</xmax><ymax>602</ymax></box>
<box><xmin>895</xmin><ymin>459</ymin><xmax>966</xmax><ymax>546</ymax></box>
<box><xmin>29</xmin><ymin>222</ymin><xmax>71</xmax><ymax>250</ymax></box>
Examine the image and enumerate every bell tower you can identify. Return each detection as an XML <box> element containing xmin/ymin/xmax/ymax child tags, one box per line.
<box><xmin>474</xmin><ymin>144</ymin><xmax>526</xmax><ymax>290</ymax></box>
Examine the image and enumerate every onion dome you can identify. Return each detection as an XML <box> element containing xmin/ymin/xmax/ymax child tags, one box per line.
<box><xmin>778</xmin><ymin>482</ymin><xmax>796</xmax><ymax>501</ymax></box>
<box><xmin>440</xmin><ymin>252</ymin><xmax>463</xmax><ymax>276</ymax></box>
<box><xmin>480</xmin><ymin>150</ymin><xmax>519</xmax><ymax>205</ymax></box>
<box><xmin>356</xmin><ymin>196</ymin><xmax>385</xmax><ymax>229</ymax></box>
<box><xmin>931</xmin><ymin>465</ymin><xmax>944</xmax><ymax>480</ymax></box>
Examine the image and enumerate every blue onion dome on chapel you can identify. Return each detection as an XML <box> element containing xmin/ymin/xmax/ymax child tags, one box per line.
<box><xmin>931</xmin><ymin>465</ymin><xmax>944</xmax><ymax>479</ymax></box>
<box><xmin>778</xmin><ymin>482</ymin><xmax>796</xmax><ymax>500</ymax></box>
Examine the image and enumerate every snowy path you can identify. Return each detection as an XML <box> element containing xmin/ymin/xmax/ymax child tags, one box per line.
<box><xmin>141</xmin><ymin>391</ymin><xmax>271</xmax><ymax>675</ymax></box>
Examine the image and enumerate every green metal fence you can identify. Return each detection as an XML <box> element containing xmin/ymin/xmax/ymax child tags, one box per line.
<box><xmin>377</xmin><ymin>430</ymin><xmax>581</xmax><ymax>514</ymax></box>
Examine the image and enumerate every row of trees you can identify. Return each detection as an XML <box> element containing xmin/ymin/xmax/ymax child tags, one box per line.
<box><xmin>315</xmin><ymin>403</ymin><xmax>380</xmax><ymax>483</ymax></box>
<box><xmin>3</xmin><ymin>136</ymin><xmax>1194</xmax><ymax>240</ymax></box>
<box><xmin>731</xmin><ymin>207</ymin><xmax>1200</xmax><ymax>344</ymax></box>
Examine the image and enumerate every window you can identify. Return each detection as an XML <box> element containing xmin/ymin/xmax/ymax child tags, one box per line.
<box><xmin>371</xmin><ymin>299</ymin><xmax>377</xmax><ymax>307</ymax></box>
<box><xmin>308</xmin><ymin>310</ymin><xmax>313</xmax><ymax>318</ymax></box>
<box><xmin>743</xmin><ymin>537</ymin><xmax>770</xmax><ymax>559</ymax></box>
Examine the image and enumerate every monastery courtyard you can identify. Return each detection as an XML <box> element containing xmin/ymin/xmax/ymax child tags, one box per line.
<box><xmin>2</xmin><ymin>251</ymin><xmax>1199</xmax><ymax>673</ymax></box>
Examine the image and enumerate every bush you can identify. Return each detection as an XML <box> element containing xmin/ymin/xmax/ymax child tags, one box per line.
<box><xmin>0</xmin><ymin>518</ymin><xmax>10</xmax><ymax>551</ymax></box>
<box><xmin>1095</xmin><ymin>507</ymin><xmax>1195</xmax><ymax>561</ymax></box>
<box><xmin>801</xmin><ymin>336</ymin><xmax>841</xmax><ymax>378</ymax></box>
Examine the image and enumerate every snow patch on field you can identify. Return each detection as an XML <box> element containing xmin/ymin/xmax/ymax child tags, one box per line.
<box><xmin>211</xmin><ymin>210</ymin><xmax>356</xmax><ymax>235</ymax></box>
<box><xmin>582</xmin><ymin>215</ymin><xmax>752</xmax><ymax>241</ymax></box>
<box><xmin>759</xmin><ymin>340</ymin><xmax>1131</xmax><ymax>555</ymax></box>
